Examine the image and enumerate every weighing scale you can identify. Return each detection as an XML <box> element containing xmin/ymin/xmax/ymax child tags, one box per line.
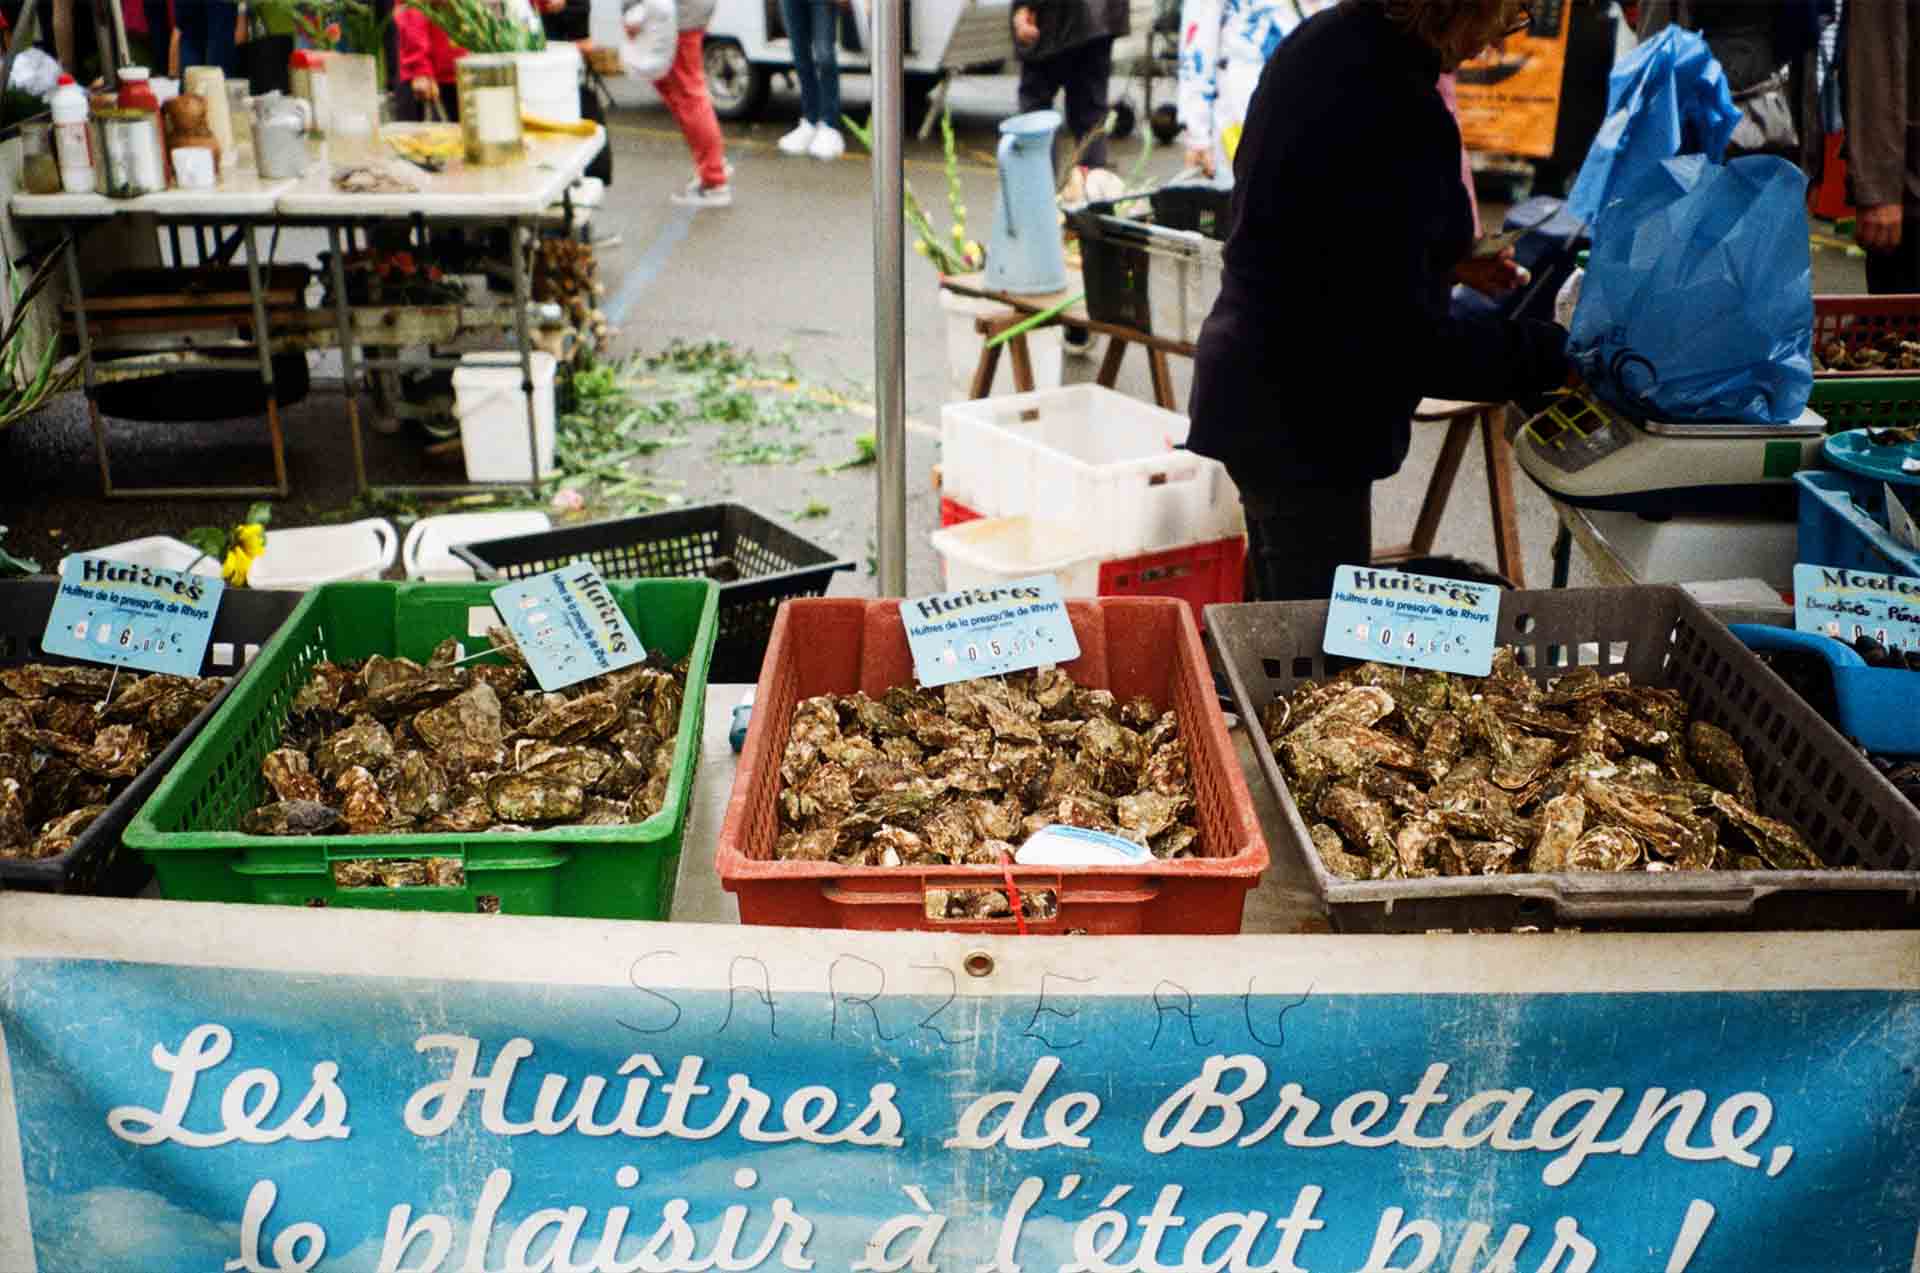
<box><xmin>1517</xmin><ymin>388</ymin><xmax>1829</xmax><ymax>518</ymax></box>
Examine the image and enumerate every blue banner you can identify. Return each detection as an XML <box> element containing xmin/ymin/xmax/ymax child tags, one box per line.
<box><xmin>2</xmin><ymin>902</ymin><xmax>1918</xmax><ymax>1273</ymax></box>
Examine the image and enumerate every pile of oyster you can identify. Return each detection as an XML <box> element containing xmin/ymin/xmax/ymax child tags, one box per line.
<box><xmin>0</xmin><ymin>665</ymin><xmax>223</xmax><ymax>861</ymax></box>
<box><xmin>1267</xmin><ymin>651</ymin><xmax>1825</xmax><ymax>880</ymax></box>
<box><xmin>1815</xmin><ymin>333</ymin><xmax>1920</xmax><ymax>372</ymax></box>
<box><xmin>241</xmin><ymin>630</ymin><xmax>687</xmax><ymax>843</ymax></box>
<box><xmin>773</xmin><ymin>668</ymin><xmax>1200</xmax><ymax>889</ymax></box>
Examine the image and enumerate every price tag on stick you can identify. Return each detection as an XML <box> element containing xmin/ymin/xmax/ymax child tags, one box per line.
<box><xmin>1792</xmin><ymin>563</ymin><xmax>1920</xmax><ymax>654</ymax></box>
<box><xmin>42</xmin><ymin>555</ymin><xmax>226</xmax><ymax>678</ymax></box>
<box><xmin>491</xmin><ymin>563</ymin><xmax>646</xmax><ymax>692</ymax></box>
<box><xmin>1322</xmin><ymin>564</ymin><xmax>1502</xmax><ymax>676</ymax></box>
<box><xmin>902</xmin><ymin>575</ymin><xmax>1080</xmax><ymax>688</ymax></box>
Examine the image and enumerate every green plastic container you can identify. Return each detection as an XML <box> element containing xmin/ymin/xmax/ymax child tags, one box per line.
<box><xmin>125</xmin><ymin>579</ymin><xmax>718</xmax><ymax>919</ymax></box>
<box><xmin>1810</xmin><ymin>375</ymin><xmax>1920</xmax><ymax>432</ymax></box>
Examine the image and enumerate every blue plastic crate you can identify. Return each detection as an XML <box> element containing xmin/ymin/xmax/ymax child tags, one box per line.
<box><xmin>1730</xmin><ymin>625</ymin><xmax>1920</xmax><ymax>756</ymax></box>
<box><xmin>1796</xmin><ymin>470</ymin><xmax>1920</xmax><ymax>578</ymax></box>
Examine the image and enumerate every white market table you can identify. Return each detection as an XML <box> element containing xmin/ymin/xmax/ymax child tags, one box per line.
<box><xmin>8</xmin><ymin>128</ymin><xmax>606</xmax><ymax>499</ymax></box>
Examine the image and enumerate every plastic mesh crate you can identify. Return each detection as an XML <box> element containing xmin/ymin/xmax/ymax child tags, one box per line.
<box><xmin>1813</xmin><ymin>294</ymin><xmax>1920</xmax><ymax>379</ymax></box>
<box><xmin>124</xmin><ymin>579</ymin><xmax>718</xmax><ymax>918</ymax></box>
<box><xmin>1097</xmin><ymin>534</ymin><xmax>1244</xmax><ymax>620</ymax></box>
<box><xmin>939</xmin><ymin>385</ymin><xmax>1242</xmax><ymax>559</ymax></box>
<box><xmin>1206</xmin><ymin>586</ymin><xmax>1920</xmax><ymax>933</ymax></box>
<box><xmin>0</xmin><ymin>584</ymin><xmax>303</xmax><ymax>896</ymax></box>
<box><xmin>1070</xmin><ymin>204</ymin><xmax>1223</xmax><ymax>344</ymax></box>
<box><xmin>1797</xmin><ymin>470</ymin><xmax>1920</xmax><ymax>578</ymax></box>
<box><xmin>454</xmin><ymin>503</ymin><xmax>853</xmax><ymax>685</ymax></box>
<box><xmin>1809</xmin><ymin>376</ymin><xmax>1920</xmax><ymax>431</ymax></box>
<box><xmin>718</xmin><ymin>597</ymin><xmax>1268</xmax><ymax>933</ymax></box>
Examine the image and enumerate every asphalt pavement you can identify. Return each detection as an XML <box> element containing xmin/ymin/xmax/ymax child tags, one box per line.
<box><xmin>0</xmin><ymin>69</ymin><xmax>1870</xmax><ymax>597</ymax></box>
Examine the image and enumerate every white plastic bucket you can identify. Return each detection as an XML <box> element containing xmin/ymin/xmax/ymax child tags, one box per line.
<box><xmin>60</xmin><ymin>535</ymin><xmax>223</xmax><ymax>578</ymax></box>
<box><xmin>939</xmin><ymin>289</ymin><xmax>1063</xmax><ymax>401</ymax></box>
<box><xmin>402</xmin><ymin>510</ymin><xmax>553</xmax><ymax>581</ymax></box>
<box><xmin>453</xmin><ymin>352</ymin><xmax>558</xmax><ymax>482</ymax></box>
<box><xmin>511</xmin><ymin>46</ymin><xmax>583</xmax><ymax>123</ymax></box>
<box><xmin>930</xmin><ymin>515</ymin><xmax>1104</xmax><ymax>597</ymax></box>
<box><xmin>247</xmin><ymin>518</ymin><xmax>399</xmax><ymax>589</ymax></box>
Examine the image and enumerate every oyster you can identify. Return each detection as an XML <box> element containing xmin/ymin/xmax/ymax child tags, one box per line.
<box><xmin>1317</xmin><ymin>783</ymin><xmax>1397</xmax><ymax>878</ymax></box>
<box><xmin>0</xmin><ymin>778</ymin><xmax>31</xmax><ymax>851</ymax></box>
<box><xmin>1565</xmin><ymin>825</ymin><xmax>1641</xmax><ymax>872</ymax></box>
<box><xmin>315</xmin><ymin>717</ymin><xmax>396</xmax><ymax>783</ymax></box>
<box><xmin>240</xmin><ymin>800</ymin><xmax>346</xmax><ymax>836</ymax></box>
<box><xmin>521</xmin><ymin>692</ymin><xmax>620</xmax><ymax>744</ymax></box>
<box><xmin>388</xmin><ymin>752</ymin><xmax>451</xmax><ymax>819</ymax></box>
<box><xmin>28</xmin><ymin>804</ymin><xmax>108</xmax><ymax>859</ymax></box>
<box><xmin>486</xmin><ymin>774</ymin><xmax>585</xmax><ymax>823</ymax></box>
<box><xmin>1688</xmin><ymin>721</ymin><xmax>1758</xmax><ymax>808</ymax></box>
<box><xmin>263</xmin><ymin>748</ymin><xmax>324</xmax><ymax>803</ymax></box>
<box><xmin>415</xmin><ymin>683</ymin><xmax>505</xmax><ymax>753</ymax></box>
<box><xmin>76</xmin><ymin>724</ymin><xmax>150</xmax><ymax>779</ymax></box>
<box><xmin>337</xmin><ymin>766</ymin><xmax>393</xmax><ymax>834</ymax></box>
<box><xmin>1529</xmin><ymin>793</ymin><xmax>1586</xmax><ymax>873</ymax></box>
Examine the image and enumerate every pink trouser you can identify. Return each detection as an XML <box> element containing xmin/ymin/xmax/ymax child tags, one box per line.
<box><xmin>655</xmin><ymin>29</ymin><xmax>728</xmax><ymax>188</ymax></box>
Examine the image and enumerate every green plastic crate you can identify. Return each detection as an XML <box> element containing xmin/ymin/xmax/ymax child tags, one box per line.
<box><xmin>124</xmin><ymin>579</ymin><xmax>718</xmax><ymax>919</ymax></box>
<box><xmin>1811</xmin><ymin>375</ymin><xmax>1920</xmax><ymax>432</ymax></box>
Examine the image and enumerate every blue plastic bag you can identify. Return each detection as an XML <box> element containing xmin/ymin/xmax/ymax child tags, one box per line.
<box><xmin>1566</xmin><ymin>27</ymin><xmax>1742</xmax><ymax>231</ymax></box>
<box><xmin>1569</xmin><ymin>154</ymin><xmax>1813</xmax><ymax>424</ymax></box>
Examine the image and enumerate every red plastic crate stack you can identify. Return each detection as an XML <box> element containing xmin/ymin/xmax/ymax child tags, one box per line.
<box><xmin>938</xmin><ymin>497</ymin><xmax>1244</xmax><ymax>621</ymax></box>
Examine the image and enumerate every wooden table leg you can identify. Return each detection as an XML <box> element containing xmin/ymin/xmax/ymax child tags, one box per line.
<box><xmin>969</xmin><ymin>338</ymin><xmax>1004</xmax><ymax>399</ymax></box>
<box><xmin>1147</xmin><ymin>348</ymin><xmax>1177</xmax><ymax>411</ymax></box>
<box><xmin>1481</xmin><ymin>407</ymin><xmax>1526</xmax><ymax>588</ymax></box>
<box><xmin>1095</xmin><ymin>334</ymin><xmax>1128</xmax><ymax>389</ymax></box>
<box><xmin>1008</xmin><ymin>333</ymin><xmax>1036</xmax><ymax>393</ymax></box>
<box><xmin>1374</xmin><ymin>416</ymin><xmax>1474</xmax><ymax>564</ymax></box>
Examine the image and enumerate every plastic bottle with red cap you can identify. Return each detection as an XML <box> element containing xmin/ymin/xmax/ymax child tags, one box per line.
<box><xmin>50</xmin><ymin>73</ymin><xmax>94</xmax><ymax>193</ymax></box>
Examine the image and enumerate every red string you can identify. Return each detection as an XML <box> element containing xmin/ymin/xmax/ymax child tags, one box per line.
<box><xmin>998</xmin><ymin>850</ymin><xmax>1029</xmax><ymax>936</ymax></box>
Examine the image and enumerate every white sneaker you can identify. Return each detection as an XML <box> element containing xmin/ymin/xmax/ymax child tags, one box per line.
<box><xmin>776</xmin><ymin>121</ymin><xmax>817</xmax><ymax>155</ymax></box>
<box><xmin>807</xmin><ymin>126</ymin><xmax>844</xmax><ymax>160</ymax></box>
<box><xmin>681</xmin><ymin>161</ymin><xmax>736</xmax><ymax>195</ymax></box>
<box><xmin>671</xmin><ymin>182</ymin><xmax>733</xmax><ymax>208</ymax></box>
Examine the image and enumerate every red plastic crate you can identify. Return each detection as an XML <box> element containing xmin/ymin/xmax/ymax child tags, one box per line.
<box><xmin>717</xmin><ymin>597</ymin><xmax>1269</xmax><ymax>933</ymax></box>
<box><xmin>1099</xmin><ymin>535</ymin><xmax>1245</xmax><ymax>621</ymax></box>
<box><xmin>939</xmin><ymin>497</ymin><xmax>983</xmax><ymax>527</ymax></box>
<box><xmin>1812</xmin><ymin>294</ymin><xmax>1920</xmax><ymax>377</ymax></box>
<box><xmin>1809</xmin><ymin>132</ymin><xmax>1852</xmax><ymax>223</ymax></box>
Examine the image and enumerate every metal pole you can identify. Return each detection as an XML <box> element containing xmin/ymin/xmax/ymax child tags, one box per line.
<box><xmin>870</xmin><ymin>0</ymin><xmax>907</xmax><ymax>598</ymax></box>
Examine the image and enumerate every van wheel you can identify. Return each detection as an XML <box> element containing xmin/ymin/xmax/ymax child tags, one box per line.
<box><xmin>705</xmin><ymin>39</ymin><xmax>770</xmax><ymax>119</ymax></box>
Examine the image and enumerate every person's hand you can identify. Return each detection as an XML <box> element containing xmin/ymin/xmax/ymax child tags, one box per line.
<box><xmin>411</xmin><ymin>75</ymin><xmax>440</xmax><ymax>103</ymax></box>
<box><xmin>1858</xmin><ymin>204</ymin><xmax>1904</xmax><ymax>254</ymax></box>
<box><xmin>1183</xmin><ymin>143</ymin><xmax>1214</xmax><ymax>177</ymax></box>
<box><xmin>1012</xmin><ymin>6</ymin><xmax>1039</xmax><ymax>46</ymax></box>
<box><xmin>1453</xmin><ymin>247</ymin><xmax>1528</xmax><ymax>297</ymax></box>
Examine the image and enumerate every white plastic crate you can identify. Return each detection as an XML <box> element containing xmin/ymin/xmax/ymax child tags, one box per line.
<box><xmin>60</xmin><ymin>535</ymin><xmax>223</xmax><ymax>578</ymax></box>
<box><xmin>247</xmin><ymin>518</ymin><xmax>398</xmax><ymax>589</ymax></box>
<box><xmin>930</xmin><ymin>516</ymin><xmax>1105</xmax><ymax>596</ymax></box>
<box><xmin>401</xmin><ymin>510</ymin><xmax>552</xmax><ymax>581</ymax></box>
<box><xmin>939</xmin><ymin>384</ymin><xmax>1243</xmax><ymax>558</ymax></box>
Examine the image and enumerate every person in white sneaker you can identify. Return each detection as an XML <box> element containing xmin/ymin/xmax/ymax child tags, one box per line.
<box><xmin>774</xmin><ymin>0</ymin><xmax>845</xmax><ymax>158</ymax></box>
<box><xmin>633</xmin><ymin>0</ymin><xmax>734</xmax><ymax>206</ymax></box>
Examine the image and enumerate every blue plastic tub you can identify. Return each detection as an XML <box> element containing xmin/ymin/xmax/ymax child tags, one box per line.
<box><xmin>1729</xmin><ymin>624</ymin><xmax>1920</xmax><ymax>756</ymax></box>
<box><xmin>1796</xmin><ymin>470</ymin><xmax>1920</xmax><ymax>578</ymax></box>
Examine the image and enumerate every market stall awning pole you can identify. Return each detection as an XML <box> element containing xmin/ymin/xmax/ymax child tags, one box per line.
<box><xmin>871</xmin><ymin>0</ymin><xmax>908</xmax><ymax>598</ymax></box>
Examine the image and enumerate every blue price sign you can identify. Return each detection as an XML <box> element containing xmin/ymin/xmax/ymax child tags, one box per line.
<box><xmin>490</xmin><ymin>563</ymin><xmax>645</xmax><ymax>692</ymax></box>
<box><xmin>1323</xmin><ymin>564</ymin><xmax>1501</xmax><ymax>676</ymax></box>
<box><xmin>1793</xmin><ymin>563</ymin><xmax>1920</xmax><ymax>652</ymax></box>
<box><xmin>903</xmin><ymin>575</ymin><xmax>1080</xmax><ymax>688</ymax></box>
<box><xmin>41</xmin><ymin>555</ymin><xmax>226</xmax><ymax>678</ymax></box>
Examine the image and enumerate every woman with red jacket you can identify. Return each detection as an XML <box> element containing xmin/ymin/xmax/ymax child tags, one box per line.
<box><xmin>394</xmin><ymin>2</ymin><xmax>464</xmax><ymax>121</ymax></box>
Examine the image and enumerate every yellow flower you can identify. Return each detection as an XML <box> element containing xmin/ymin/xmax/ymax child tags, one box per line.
<box><xmin>951</xmin><ymin>222</ymin><xmax>966</xmax><ymax>243</ymax></box>
<box><xmin>913</xmin><ymin>240</ymin><xmax>931</xmax><ymax>258</ymax></box>
<box><xmin>222</xmin><ymin>546</ymin><xmax>251</xmax><ymax>587</ymax></box>
<box><xmin>235</xmin><ymin>523</ymin><xmax>267</xmax><ymax>557</ymax></box>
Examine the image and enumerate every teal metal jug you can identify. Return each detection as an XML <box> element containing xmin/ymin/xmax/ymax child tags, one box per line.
<box><xmin>985</xmin><ymin>109</ymin><xmax>1068</xmax><ymax>296</ymax></box>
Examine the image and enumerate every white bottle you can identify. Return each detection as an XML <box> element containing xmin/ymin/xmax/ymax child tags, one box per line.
<box><xmin>50</xmin><ymin>74</ymin><xmax>94</xmax><ymax>194</ymax></box>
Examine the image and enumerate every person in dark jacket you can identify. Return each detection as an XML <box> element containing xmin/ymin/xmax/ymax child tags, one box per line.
<box><xmin>1011</xmin><ymin>0</ymin><xmax>1130</xmax><ymax>168</ymax></box>
<box><xmin>1187</xmin><ymin>0</ymin><xmax>1572</xmax><ymax>601</ymax></box>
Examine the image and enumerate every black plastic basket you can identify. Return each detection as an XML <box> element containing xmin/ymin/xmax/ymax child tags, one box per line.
<box><xmin>454</xmin><ymin>503</ymin><xmax>856</xmax><ymax>684</ymax></box>
<box><xmin>1070</xmin><ymin>199</ymin><xmax>1222</xmax><ymax>343</ymax></box>
<box><xmin>0</xmin><ymin>582</ymin><xmax>304</xmax><ymax>896</ymax></box>
<box><xmin>1148</xmin><ymin>183</ymin><xmax>1232</xmax><ymax>238</ymax></box>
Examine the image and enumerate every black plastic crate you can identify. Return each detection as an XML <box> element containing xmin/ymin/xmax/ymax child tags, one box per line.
<box><xmin>1149</xmin><ymin>183</ymin><xmax>1232</xmax><ymax>239</ymax></box>
<box><xmin>454</xmin><ymin>503</ymin><xmax>855</xmax><ymax>684</ymax></box>
<box><xmin>1206</xmin><ymin>586</ymin><xmax>1920</xmax><ymax>933</ymax></box>
<box><xmin>0</xmin><ymin>582</ymin><xmax>303</xmax><ymax>895</ymax></box>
